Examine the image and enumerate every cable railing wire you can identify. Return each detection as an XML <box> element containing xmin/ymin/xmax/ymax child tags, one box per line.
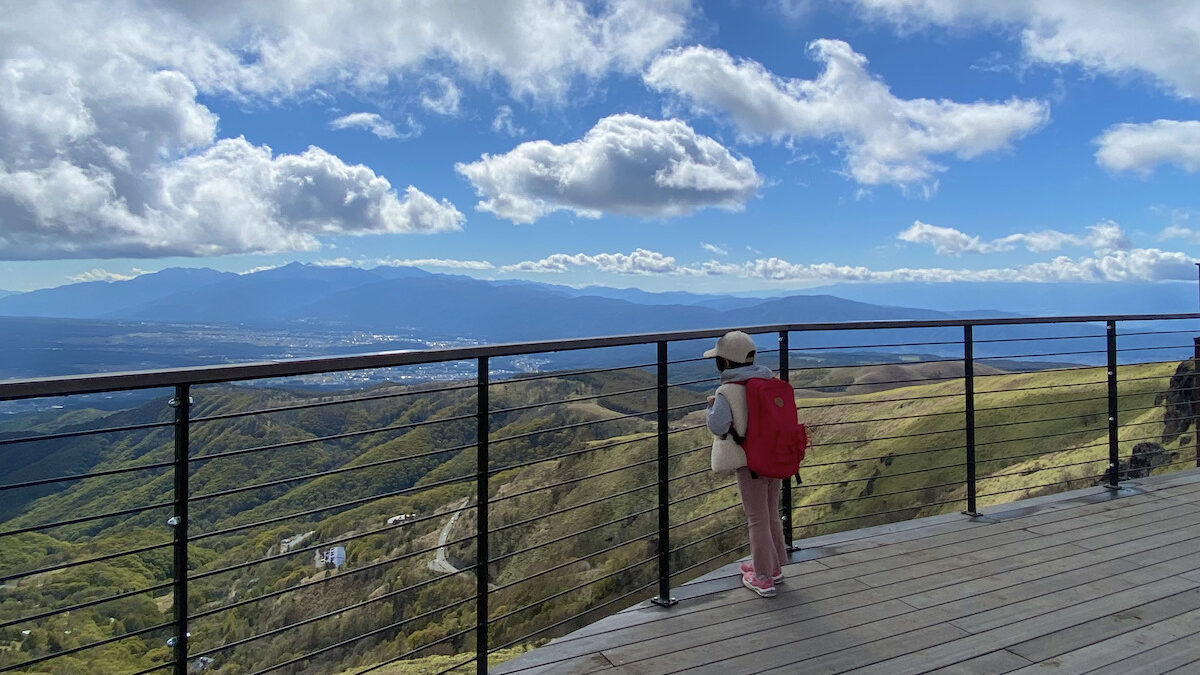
<box><xmin>0</xmin><ymin>458</ymin><xmax>175</xmax><ymax>492</ymax></box>
<box><xmin>0</xmin><ymin>418</ymin><xmax>172</xmax><ymax>448</ymax></box>
<box><xmin>190</xmin><ymin>380</ymin><xmax>477</xmax><ymax>423</ymax></box>
<box><xmin>189</xmin><ymin>412</ymin><xmax>475</xmax><ymax>465</ymax></box>
<box><xmin>0</xmin><ymin>500</ymin><xmax>174</xmax><ymax>539</ymax></box>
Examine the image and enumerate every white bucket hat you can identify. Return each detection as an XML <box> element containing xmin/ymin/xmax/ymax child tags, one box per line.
<box><xmin>703</xmin><ymin>330</ymin><xmax>756</xmax><ymax>363</ymax></box>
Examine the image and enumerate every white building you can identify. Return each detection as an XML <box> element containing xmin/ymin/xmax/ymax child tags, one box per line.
<box><xmin>314</xmin><ymin>545</ymin><xmax>346</xmax><ymax>568</ymax></box>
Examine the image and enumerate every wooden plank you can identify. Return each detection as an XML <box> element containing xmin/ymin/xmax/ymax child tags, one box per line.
<box><xmin>845</xmin><ymin>577</ymin><xmax>1200</xmax><ymax>675</ymax></box>
<box><xmin>908</xmin><ymin>532</ymin><xmax>1200</xmax><ymax>611</ymax></box>
<box><xmin>1064</xmin><ymin>507</ymin><xmax>1200</xmax><ymax>551</ymax></box>
<box><xmin>1022</xmin><ymin>499</ymin><xmax>1200</xmax><ymax>536</ymax></box>
<box><xmin>498</xmin><ymin>475</ymin><xmax>1200</xmax><ymax>675</ymax></box>
<box><xmin>901</xmin><ymin>558</ymin><xmax>1136</xmax><ymax>614</ymax></box>
<box><xmin>1004</xmin><ymin>607</ymin><xmax>1200</xmax><ymax>674</ymax></box>
<box><xmin>492</xmin><ymin>652</ymin><xmax>614</xmax><ymax>674</ymax></box>
<box><xmin>925</xmin><ymin>650</ymin><xmax>1034</xmax><ymax>674</ymax></box>
<box><xmin>855</xmin><ymin>536</ymin><xmax>1087</xmax><ymax>588</ymax></box>
<box><xmin>746</xmin><ymin>624</ymin><xmax>972</xmax><ymax>675</ymax></box>
<box><xmin>1086</xmin><ymin>635</ymin><xmax>1200</xmax><ymax>675</ymax></box>
<box><xmin>599</xmin><ymin>597</ymin><xmax>915</xmax><ymax>668</ymax></box>
<box><xmin>875</xmin><ymin>543</ymin><xmax>1093</xmax><ymax>602</ymax></box>
<box><xmin>949</xmin><ymin>563</ymin><xmax>1200</xmax><ymax>635</ymax></box>
<box><xmin>1005</xmin><ymin>589</ymin><xmax>1200</xmax><ymax>663</ymax></box>
<box><xmin>505</xmin><ymin>504</ymin><xmax>1200</xmax><ymax>672</ymax></box>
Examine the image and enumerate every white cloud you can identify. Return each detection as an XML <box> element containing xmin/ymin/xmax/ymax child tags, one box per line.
<box><xmin>456</xmin><ymin>114</ymin><xmax>761</xmax><ymax>223</ymax></box>
<box><xmin>0</xmin><ymin>1</ymin><xmax>477</xmax><ymax>261</ymax></box>
<box><xmin>701</xmin><ymin>242</ymin><xmax>729</xmax><ymax>256</ymax></box>
<box><xmin>644</xmin><ymin>41</ymin><xmax>1048</xmax><ymax>190</ymax></box>
<box><xmin>0</xmin><ymin>133</ymin><xmax>465</xmax><ymax>259</ymax></box>
<box><xmin>66</xmin><ymin>268</ymin><xmax>148</xmax><ymax>283</ymax></box>
<box><xmin>491</xmin><ymin>106</ymin><xmax>526</xmax><ymax>137</ymax></box>
<box><xmin>500</xmin><ymin>249</ymin><xmax>681</xmax><ymax>274</ymax></box>
<box><xmin>848</xmin><ymin>1</ymin><xmax>1200</xmax><ymax>99</ymax></box>
<box><xmin>732</xmin><ymin>248</ymin><xmax>1195</xmax><ymax>283</ymax></box>
<box><xmin>313</xmin><ymin>258</ymin><xmax>354</xmax><ymax>267</ymax></box>
<box><xmin>240</xmin><ymin>264</ymin><xmax>281</xmax><ymax>275</ymax></box>
<box><xmin>421</xmin><ymin>76</ymin><xmax>461</xmax><ymax>116</ymax></box>
<box><xmin>330</xmin><ymin>112</ymin><xmax>413</xmax><ymax>140</ymax></box>
<box><xmin>898</xmin><ymin>220</ymin><xmax>1131</xmax><ymax>255</ymax></box>
<box><xmin>58</xmin><ymin>0</ymin><xmax>693</xmax><ymax>102</ymax></box>
<box><xmin>499</xmin><ymin>242</ymin><xmax>1193</xmax><ymax>283</ymax></box>
<box><xmin>380</xmin><ymin>258</ymin><xmax>495</xmax><ymax>270</ymax></box>
<box><xmin>1095</xmin><ymin>120</ymin><xmax>1200</xmax><ymax>174</ymax></box>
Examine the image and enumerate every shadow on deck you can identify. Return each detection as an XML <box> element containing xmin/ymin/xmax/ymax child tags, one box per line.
<box><xmin>495</xmin><ymin>469</ymin><xmax>1200</xmax><ymax>674</ymax></box>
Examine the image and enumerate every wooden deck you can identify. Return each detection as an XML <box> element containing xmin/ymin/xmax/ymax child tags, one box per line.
<box><xmin>494</xmin><ymin>470</ymin><xmax>1200</xmax><ymax>674</ymax></box>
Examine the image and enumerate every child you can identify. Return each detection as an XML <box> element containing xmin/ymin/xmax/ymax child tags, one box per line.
<box><xmin>705</xmin><ymin>330</ymin><xmax>788</xmax><ymax>598</ymax></box>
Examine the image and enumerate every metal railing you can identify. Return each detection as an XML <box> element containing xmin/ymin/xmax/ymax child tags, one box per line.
<box><xmin>0</xmin><ymin>312</ymin><xmax>1198</xmax><ymax>674</ymax></box>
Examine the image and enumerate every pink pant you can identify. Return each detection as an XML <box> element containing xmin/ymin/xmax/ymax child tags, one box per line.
<box><xmin>736</xmin><ymin>468</ymin><xmax>788</xmax><ymax>578</ymax></box>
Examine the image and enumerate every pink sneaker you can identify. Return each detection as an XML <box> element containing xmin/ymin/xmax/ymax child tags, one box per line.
<box><xmin>740</xmin><ymin>561</ymin><xmax>784</xmax><ymax>584</ymax></box>
<box><xmin>742</xmin><ymin>570</ymin><xmax>776</xmax><ymax>597</ymax></box>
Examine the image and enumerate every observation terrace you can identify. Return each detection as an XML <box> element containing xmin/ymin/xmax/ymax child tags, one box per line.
<box><xmin>1</xmin><ymin>313</ymin><xmax>1198</xmax><ymax>674</ymax></box>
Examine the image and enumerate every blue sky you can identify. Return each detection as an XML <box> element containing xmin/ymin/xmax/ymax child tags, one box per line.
<box><xmin>1</xmin><ymin>0</ymin><xmax>1198</xmax><ymax>292</ymax></box>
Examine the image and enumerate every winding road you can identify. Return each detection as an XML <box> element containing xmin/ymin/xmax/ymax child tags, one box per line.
<box><xmin>428</xmin><ymin>498</ymin><xmax>470</xmax><ymax>574</ymax></box>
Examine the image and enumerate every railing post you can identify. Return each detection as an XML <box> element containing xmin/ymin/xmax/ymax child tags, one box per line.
<box><xmin>1107</xmin><ymin>321</ymin><xmax>1121</xmax><ymax>489</ymax></box>
<box><xmin>476</xmin><ymin>357</ymin><xmax>490</xmax><ymax>673</ymax></box>
<box><xmin>963</xmin><ymin>326</ymin><xmax>979</xmax><ymax>517</ymax></box>
<box><xmin>779</xmin><ymin>331</ymin><xmax>797</xmax><ymax>551</ymax></box>
<box><xmin>1194</xmin><ymin>337</ymin><xmax>1200</xmax><ymax>469</ymax></box>
<box><xmin>168</xmin><ymin>385</ymin><xmax>190</xmax><ymax>675</ymax></box>
<box><xmin>651</xmin><ymin>341</ymin><xmax>676</xmax><ymax>607</ymax></box>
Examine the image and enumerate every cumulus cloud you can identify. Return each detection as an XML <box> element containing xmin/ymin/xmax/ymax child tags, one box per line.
<box><xmin>848</xmin><ymin>1</ymin><xmax>1200</xmax><ymax>99</ymax></box>
<box><xmin>1</xmin><ymin>135</ymin><xmax>464</xmax><ymax>260</ymax></box>
<box><xmin>380</xmin><ymin>258</ymin><xmax>495</xmax><ymax>270</ymax></box>
<box><xmin>456</xmin><ymin>114</ymin><xmax>761</xmax><ymax>223</ymax></box>
<box><xmin>499</xmin><ymin>248</ymin><xmax>680</xmax><ymax>274</ymax></box>
<box><xmin>330</xmin><ymin>112</ymin><xmax>413</xmax><ymax>139</ymax></box>
<box><xmin>898</xmin><ymin>220</ymin><xmax>1131</xmax><ymax>255</ymax></box>
<box><xmin>0</xmin><ymin>2</ymin><xmax>474</xmax><ymax>260</ymax></box>
<box><xmin>701</xmin><ymin>242</ymin><xmax>729</xmax><ymax>255</ymax></box>
<box><xmin>644</xmin><ymin>41</ymin><xmax>1048</xmax><ymax>190</ymax></box>
<box><xmin>73</xmin><ymin>0</ymin><xmax>693</xmax><ymax>102</ymax></box>
<box><xmin>1095</xmin><ymin>120</ymin><xmax>1200</xmax><ymax>173</ymax></box>
<box><xmin>1</xmin><ymin>0</ymin><xmax>691</xmax><ymax>260</ymax></box>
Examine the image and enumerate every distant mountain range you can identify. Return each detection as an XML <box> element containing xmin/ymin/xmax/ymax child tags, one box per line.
<box><xmin>0</xmin><ymin>263</ymin><xmax>959</xmax><ymax>341</ymax></box>
<box><xmin>1</xmin><ymin>264</ymin><xmax>1193</xmax><ymax>381</ymax></box>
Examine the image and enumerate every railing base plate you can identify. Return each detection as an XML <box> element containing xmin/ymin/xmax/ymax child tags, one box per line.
<box><xmin>1104</xmin><ymin>484</ymin><xmax>1122</xmax><ymax>491</ymax></box>
<box><xmin>651</xmin><ymin>596</ymin><xmax>677</xmax><ymax>608</ymax></box>
<box><xmin>962</xmin><ymin>510</ymin><xmax>982</xmax><ymax>517</ymax></box>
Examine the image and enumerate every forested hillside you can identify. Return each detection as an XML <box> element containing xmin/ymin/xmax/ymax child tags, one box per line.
<box><xmin>0</xmin><ymin>357</ymin><xmax>1192</xmax><ymax>674</ymax></box>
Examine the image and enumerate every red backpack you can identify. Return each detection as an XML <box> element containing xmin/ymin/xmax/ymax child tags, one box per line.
<box><xmin>729</xmin><ymin>377</ymin><xmax>809</xmax><ymax>480</ymax></box>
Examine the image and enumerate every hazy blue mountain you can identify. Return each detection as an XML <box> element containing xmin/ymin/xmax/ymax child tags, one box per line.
<box><xmin>0</xmin><ymin>267</ymin><xmax>235</xmax><ymax>319</ymax></box>
<box><xmin>293</xmin><ymin>275</ymin><xmax>729</xmax><ymax>340</ymax></box>
<box><xmin>0</xmin><ymin>290</ymin><xmax>16</xmax><ymax>299</ymax></box>
<box><xmin>120</xmin><ymin>262</ymin><xmax>392</xmax><ymax>323</ymax></box>
<box><xmin>810</xmin><ymin>282</ymin><xmax>1197</xmax><ymax>317</ymax></box>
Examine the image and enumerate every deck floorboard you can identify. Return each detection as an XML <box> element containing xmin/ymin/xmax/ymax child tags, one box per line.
<box><xmin>492</xmin><ymin>470</ymin><xmax>1200</xmax><ymax>674</ymax></box>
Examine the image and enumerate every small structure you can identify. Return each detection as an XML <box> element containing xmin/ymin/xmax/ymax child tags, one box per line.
<box><xmin>386</xmin><ymin>512</ymin><xmax>418</xmax><ymax>525</ymax></box>
<box><xmin>279</xmin><ymin>531</ymin><xmax>314</xmax><ymax>553</ymax></box>
<box><xmin>314</xmin><ymin>546</ymin><xmax>346</xmax><ymax>569</ymax></box>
